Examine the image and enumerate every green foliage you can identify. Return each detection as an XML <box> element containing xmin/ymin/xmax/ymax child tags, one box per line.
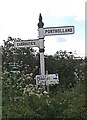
<box><xmin>1</xmin><ymin>38</ymin><xmax>86</xmax><ymax>119</ymax></box>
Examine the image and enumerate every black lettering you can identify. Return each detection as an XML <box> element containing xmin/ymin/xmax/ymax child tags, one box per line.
<box><xmin>50</xmin><ymin>30</ymin><xmax>52</xmax><ymax>33</ymax></box>
<box><xmin>21</xmin><ymin>42</ymin><xmax>23</xmax><ymax>46</ymax></box>
<box><xmin>31</xmin><ymin>42</ymin><xmax>35</xmax><ymax>45</ymax></box>
<box><xmin>48</xmin><ymin>30</ymin><xmax>51</xmax><ymax>33</ymax></box>
<box><xmin>45</xmin><ymin>30</ymin><xmax>48</xmax><ymax>34</ymax></box>
<box><xmin>65</xmin><ymin>29</ymin><xmax>68</xmax><ymax>32</ymax></box>
<box><xmin>67</xmin><ymin>29</ymin><xmax>70</xmax><ymax>32</ymax></box>
<box><xmin>52</xmin><ymin>29</ymin><xmax>55</xmax><ymax>33</ymax></box>
<box><xmin>69</xmin><ymin>28</ymin><xmax>72</xmax><ymax>32</ymax></box>
<box><xmin>48</xmin><ymin>30</ymin><xmax>49</xmax><ymax>33</ymax></box>
<box><xmin>58</xmin><ymin>29</ymin><xmax>60</xmax><ymax>33</ymax></box>
<box><xmin>59</xmin><ymin>29</ymin><xmax>62</xmax><ymax>33</ymax></box>
<box><xmin>60</xmin><ymin>29</ymin><xmax>63</xmax><ymax>33</ymax></box>
<box><xmin>54</xmin><ymin>29</ymin><xmax>58</xmax><ymax>33</ymax></box>
<box><xmin>62</xmin><ymin>29</ymin><xmax>65</xmax><ymax>32</ymax></box>
<box><xmin>66</xmin><ymin>28</ymin><xmax>72</xmax><ymax>33</ymax></box>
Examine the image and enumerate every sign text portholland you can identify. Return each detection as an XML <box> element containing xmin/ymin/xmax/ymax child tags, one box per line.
<box><xmin>44</xmin><ymin>26</ymin><xmax>75</xmax><ymax>36</ymax></box>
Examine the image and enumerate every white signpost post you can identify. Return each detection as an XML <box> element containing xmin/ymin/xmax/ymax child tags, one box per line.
<box><xmin>36</xmin><ymin>14</ymin><xmax>75</xmax><ymax>92</ymax></box>
<box><xmin>14</xmin><ymin>13</ymin><xmax>75</xmax><ymax>92</ymax></box>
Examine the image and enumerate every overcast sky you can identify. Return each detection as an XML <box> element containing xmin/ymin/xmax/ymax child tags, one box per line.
<box><xmin>0</xmin><ymin>0</ymin><xmax>86</xmax><ymax>57</ymax></box>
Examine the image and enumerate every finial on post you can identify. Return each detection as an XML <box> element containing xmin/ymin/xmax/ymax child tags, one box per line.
<box><xmin>39</xmin><ymin>13</ymin><xmax>42</xmax><ymax>21</ymax></box>
<box><xmin>38</xmin><ymin>13</ymin><xmax>44</xmax><ymax>28</ymax></box>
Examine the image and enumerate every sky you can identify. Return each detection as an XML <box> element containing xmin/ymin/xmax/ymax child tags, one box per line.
<box><xmin>0</xmin><ymin>0</ymin><xmax>86</xmax><ymax>57</ymax></box>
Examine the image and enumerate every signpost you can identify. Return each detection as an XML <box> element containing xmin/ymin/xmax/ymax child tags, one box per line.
<box><xmin>37</xmin><ymin>14</ymin><xmax>75</xmax><ymax>77</ymax></box>
<box><xmin>14</xmin><ymin>13</ymin><xmax>75</xmax><ymax>91</ymax></box>
<box><xmin>36</xmin><ymin>14</ymin><xmax>75</xmax><ymax>91</ymax></box>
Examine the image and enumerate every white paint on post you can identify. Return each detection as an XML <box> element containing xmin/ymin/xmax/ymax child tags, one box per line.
<box><xmin>38</xmin><ymin>13</ymin><xmax>45</xmax><ymax>76</ymax></box>
<box><xmin>38</xmin><ymin>27</ymin><xmax>45</xmax><ymax>75</ymax></box>
<box><xmin>40</xmin><ymin>52</ymin><xmax>45</xmax><ymax>75</ymax></box>
<box><xmin>38</xmin><ymin>28</ymin><xmax>45</xmax><ymax>38</ymax></box>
